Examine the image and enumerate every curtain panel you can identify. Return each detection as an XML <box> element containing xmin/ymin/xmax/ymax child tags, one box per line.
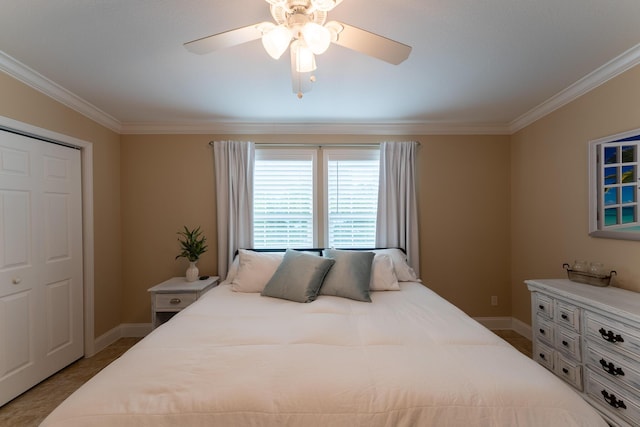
<box><xmin>375</xmin><ymin>141</ymin><xmax>420</xmax><ymax>276</ymax></box>
<box><xmin>213</xmin><ymin>140</ymin><xmax>255</xmax><ymax>279</ymax></box>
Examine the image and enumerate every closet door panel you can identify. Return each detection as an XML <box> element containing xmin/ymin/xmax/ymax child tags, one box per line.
<box><xmin>0</xmin><ymin>130</ymin><xmax>83</xmax><ymax>406</ymax></box>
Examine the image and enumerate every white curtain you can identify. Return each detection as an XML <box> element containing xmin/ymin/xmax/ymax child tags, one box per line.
<box><xmin>213</xmin><ymin>141</ymin><xmax>255</xmax><ymax>280</ymax></box>
<box><xmin>375</xmin><ymin>141</ymin><xmax>420</xmax><ymax>276</ymax></box>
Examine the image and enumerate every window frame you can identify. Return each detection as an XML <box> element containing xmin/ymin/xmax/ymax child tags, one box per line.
<box><xmin>589</xmin><ymin>128</ymin><xmax>640</xmax><ymax>240</ymax></box>
<box><xmin>253</xmin><ymin>145</ymin><xmax>380</xmax><ymax>248</ymax></box>
<box><xmin>322</xmin><ymin>148</ymin><xmax>380</xmax><ymax>248</ymax></box>
<box><xmin>253</xmin><ymin>148</ymin><xmax>318</xmax><ymax>248</ymax></box>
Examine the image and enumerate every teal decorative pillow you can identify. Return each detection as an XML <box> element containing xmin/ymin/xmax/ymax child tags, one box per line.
<box><xmin>261</xmin><ymin>249</ymin><xmax>335</xmax><ymax>303</ymax></box>
<box><xmin>320</xmin><ymin>249</ymin><xmax>375</xmax><ymax>302</ymax></box>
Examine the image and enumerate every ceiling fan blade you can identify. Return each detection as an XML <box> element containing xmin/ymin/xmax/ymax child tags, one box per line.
<box><xmin>331</xmin><ymin>22</ymin><xmax>411</xmax><ymax>65</ymax></box>
<box><xmin>184</xmin><ymin>24</ymin><xmax>263</xmax><ymax>55</ymax></box>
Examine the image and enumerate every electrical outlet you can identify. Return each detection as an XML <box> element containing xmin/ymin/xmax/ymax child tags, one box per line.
<box><xmin>491</xmin><ymin>296</ymin><xmax>498</xmax><ymax>306</ymax></box>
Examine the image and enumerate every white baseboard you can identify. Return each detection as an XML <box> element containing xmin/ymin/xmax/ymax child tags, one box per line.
<box><xmin>511</xmin><ymin>317</ymin><xmax>532</xmax><ymax>340</ymax></box>
<box><xmin>474</xmin><ymin>316</ymin><xmax>532</xmax><ymax>340</ymax></box>
<box><xmin>92</xmin><ymin>318</ymin><xmax>532</xmax><ymax>356</ymax></box>
<box><xmin>474</xmin><ymin>316</ymin><xmax>513</xmax><ymax>330</ymax></box>
<box><xmin>92</xmin><ymin>323</ymin><xmax>152</xmax><ymax>355</ymax></box>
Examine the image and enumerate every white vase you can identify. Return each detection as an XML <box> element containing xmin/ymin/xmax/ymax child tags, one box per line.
<box><xmin>186</xmin><ymin>261</ymin><xmax>199</xmax><ymax>282</ymax></box>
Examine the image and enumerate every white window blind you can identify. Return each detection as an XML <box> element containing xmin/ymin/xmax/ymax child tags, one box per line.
<box><xmin>253</xmin><ymin>150</ymin><xmax>316</xmax><ymax>248</ymax></box>
<box><xmin>325</xmin><ymin>149</ymin><xmax>380</xmax><ymax>248</ymax></box>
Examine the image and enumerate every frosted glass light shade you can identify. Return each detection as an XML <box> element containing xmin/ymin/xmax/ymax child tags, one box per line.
<box><xmin>262</xmin><ymin>25</ymin><xmax>292</xmax><ymax>59</ymax></box>
<box><xmin>311</xmin><ymin>0</ymin><xmax>343</xmax><ymax>11</ymax></box>
<box><xmin>291</xmin><ymin>40</ymin><xmax>316</xmax><ymax>72</ymax></box>
<box><xmin>301</xmin><ymin>22</ymin><xmax>331</xmax><ymax>54</ymax></box>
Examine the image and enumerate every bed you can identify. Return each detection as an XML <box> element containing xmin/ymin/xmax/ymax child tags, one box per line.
<box><xmin>41</xmin><ymin>249</ymin><xmax>607</xmax><ymax>426</ymax></box>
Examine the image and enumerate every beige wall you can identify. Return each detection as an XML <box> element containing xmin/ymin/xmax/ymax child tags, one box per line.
<box><xmin>120</xmin><ymin>134</ymin><xmax>511</xmax><ymax>323</ymax></box>
<box><xmin>0</xmin><ymin>72</ymin><xmax>123</xmax><ymax>338</ymax></box>
<box><xmin>511</xmin><ymin>64</ymin><xmax>640</xmax><ymax>325</ymax></box>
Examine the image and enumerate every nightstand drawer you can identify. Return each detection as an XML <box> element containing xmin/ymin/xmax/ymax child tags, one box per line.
<box><xmin>154</xmin><ymin>292</ymin><xmax>197</xmax><ymax>310</ymax></box>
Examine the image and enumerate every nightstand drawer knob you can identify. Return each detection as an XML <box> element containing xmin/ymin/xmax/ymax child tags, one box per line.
<box><xmin>170</xmin><ymin>298</ymin><xmax>182</xmax><ymax>305</ymax></box>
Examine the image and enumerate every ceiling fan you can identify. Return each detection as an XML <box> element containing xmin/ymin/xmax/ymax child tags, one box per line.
<box><xmin>184</xmin><ymin>0</ymin><xmax>412</xmax><ymax>98</ymax></box>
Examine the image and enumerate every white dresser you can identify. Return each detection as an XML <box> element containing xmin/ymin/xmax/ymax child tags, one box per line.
<box><xmin>526</xmin><ymin>279</ymin><xmax>640</xmax><ymax>427</ymax></box>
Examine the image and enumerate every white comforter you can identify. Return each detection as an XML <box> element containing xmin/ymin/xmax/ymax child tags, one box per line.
<box><xmin>41</xmin><ymin>282</ymin><xmax>606</xmax><ymax>427</ymax></box>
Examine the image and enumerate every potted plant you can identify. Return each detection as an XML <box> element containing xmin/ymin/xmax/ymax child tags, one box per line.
<box><xmin>175</xmin><ymin>226</ymin><xmax>208</xmax><ymax>282</ymax></box>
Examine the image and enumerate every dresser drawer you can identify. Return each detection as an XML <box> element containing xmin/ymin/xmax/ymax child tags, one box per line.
<box><xmin>554</xmin><ymin>352</ymin><xmax>582</xmax><ymax>391</ymax></box>
<box><xmin>534</xmin><ymin>340</ymin><xmax>554</xmax><ymax>371</ymax></box>
<box><xmin>555</xmin><ymin>326</ymin><xmax>581</xmax><ymax>361</ymax></box>
<box><xmin>535</xmin><ymin>315</ymin><xmax>555</xmax><ymax>346</ymax></box>
<box><xmin>586</xmin><ymin>312</ymin><xmax>640</xmax><ymax>358</ymax></box>
<box><xmin>534</xmin><ymin>293</ymin><xmax>554</xmax><ymax>320</ymax></box>
<box><xmin>154</xmin><ymin>292</ymin><xmax>197</xmax><ymax>310</ymax></box>
<box><xmin>556</xmin><ymin>300</ymin><xmax>580</xmax><ymax>332</ymax></box>
<box><xmin>586</xmin><ymin>342</ymin><xmax>640</xmax><ymax>391</ymax></box>
<box><xmin>585</xmin><ymin>368</ymin><xmax>640</xmax><ymax>426</ymax></box>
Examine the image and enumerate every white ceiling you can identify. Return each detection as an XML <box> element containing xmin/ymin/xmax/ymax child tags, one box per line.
<box><xmin>1</xmin><ymin>0</ymin><xmax>640</xmax><ymax>134</ymax></box>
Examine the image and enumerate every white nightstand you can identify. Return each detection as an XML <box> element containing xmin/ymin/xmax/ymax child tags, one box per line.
<box><xmin>148</xmin><ymin>276</ymin><xmax>219</xmax><ymax>329</ymax></box>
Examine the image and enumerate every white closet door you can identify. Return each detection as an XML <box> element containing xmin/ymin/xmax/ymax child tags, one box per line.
<box><xmin>0</xmin><ymin>130</ymin><xmax>83</xmax><ymax>406</ymax></box>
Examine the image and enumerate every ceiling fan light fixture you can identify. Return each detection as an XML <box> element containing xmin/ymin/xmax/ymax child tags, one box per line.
<box><xmin>311</xmin><ymin>0</ymin><xmax>343</xmax><ymax>12</ymax></box>
<box><xmin>324</xmin><ymin>20</ymin><xmax>344</xmax><ymax>42</ymax></box>
<box><xmin>301</xmin><ymin>22</ymin><xmax>331</xmax><ymax>54</ymax></box>
<box><xmin>261</xmin><ymin>25</ymin><xmax>292</xmax><ymax>59</ymax></box>
<box><xmin>291</xmin><ymin>40</ymin><xmax>317</xmax><ymax>73</ymax></box>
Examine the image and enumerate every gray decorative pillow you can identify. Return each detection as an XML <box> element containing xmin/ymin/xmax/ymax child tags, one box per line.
<box><xmin>261</xmin><ymin>249</ymin><xmax>335</xmax><ymax>303</ymax></box>
<box><xmin>320</xmin><ymin>249</ymin><xmax>375</xmax><ymax>302</ymax></box>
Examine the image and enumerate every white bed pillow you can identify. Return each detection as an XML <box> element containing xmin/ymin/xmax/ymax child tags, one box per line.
<box><xmin>372</xmin><ymin>248</ymin><xmax>419</xmax><ymax>282</ymax></box>
<box><xmin>230</xmin><ymin>250</ymin><xmax>284</xmax><ymax>293</ymax></box>
<box><xmin>369</xmin><ymin>254</ymin><xmax>400</xmax><ymax>291</ymax></box>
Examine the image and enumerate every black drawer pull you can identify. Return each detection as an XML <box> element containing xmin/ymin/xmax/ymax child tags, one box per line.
<box><xmin>599</xmin><ymin>328</ymin><xmax>625</xmax><ymax>343</ymax></box>
<box><xmin>562</xmin><ymin>340</ymin><xmax>569</xmax><ymax>346</ymax></box>
<box><xmin>539</xmin><ymin>328</ymin><xmax>545</xmax><ymax>334</ymax></box>
<box><xmin>562</xmin><ymin>368</ymin><xmax>569</xmax><ymax>374</ymax></box>
<box><xmin>601</xmin><ymin>390</ymin><xmax>627</xmax><ymax>410</ymax></box>
<box><xmin>561</xmin><ymin>314</ymin><xmax>568</xmax><ymax>320</ymax></box>
<box><xmin>539</xmin><ymin>353</ymin><xmax>546</xmax><ymax>360</ymax></box>
<box><xmin>600</xmin><ymin>358</ymin><xmax>625</xmax><ymax>376</ymax></box>
<box><xmin>538</xmin><ymin>304</ymin><xmax>545</xmax><ymax>310</ymax></box>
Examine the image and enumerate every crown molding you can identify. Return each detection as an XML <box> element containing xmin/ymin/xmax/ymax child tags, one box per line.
<box><xmin>509</xmin><ymin>43</ymin><xmax>640</xmax><ymax>133</ymax></box>
<box><xmin>0</xmin><ymin>51</ymin><xmax>122</xmax><ymax>133</ymax></box>
<box><xmin>119</xmin><ymin>120</ymin><xmax>511</xmax><ymax>135</ymax></box>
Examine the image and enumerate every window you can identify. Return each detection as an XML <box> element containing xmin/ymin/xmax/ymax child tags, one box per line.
<box><xmin>324</xmin><ymin>150</ymin><xmax>379</xmax><ymax>247</ymax></box>
<box><xmin>253</xmin><ymin>149</ymin><xmax>316</xmax><ymax>248</ymax></box>
<box><xmin>589</xmin><ymin>130</ymin><xmax>640</xmax><ymax>240</ymax></box>
<box><xmin>253</xmin><ymin>147</ymin><xmax>379</xmax><ymax>248</ymax></box>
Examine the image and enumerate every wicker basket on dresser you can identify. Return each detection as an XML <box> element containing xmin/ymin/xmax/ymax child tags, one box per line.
<box><xmin>526</xmin><ymin>279</ymin><xmax>640</xmax><ymax>427</ymax></box>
